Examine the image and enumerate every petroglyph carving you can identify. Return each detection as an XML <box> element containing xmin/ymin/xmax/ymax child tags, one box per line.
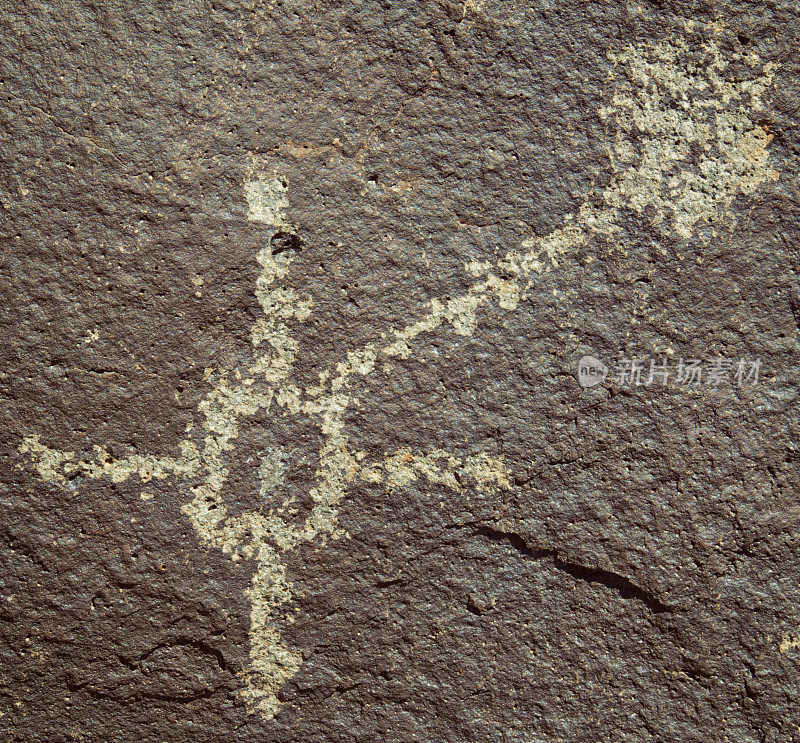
<box><xmin>19</xmin><ymin>30</ymin><xmax>779</xmax><ymax>719</ymax></box>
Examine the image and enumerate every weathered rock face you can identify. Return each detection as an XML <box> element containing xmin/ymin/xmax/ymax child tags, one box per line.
<box><xmin>3</xmin><ymin>1</ymin><xmax>800</xmax><ymax>740</ymax></box>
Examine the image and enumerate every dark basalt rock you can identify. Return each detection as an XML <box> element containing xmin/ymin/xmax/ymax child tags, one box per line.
<box><xmin>3</xmin><ymin>1</ymin><xmax>800</xmax><ymax>741</ymax></box>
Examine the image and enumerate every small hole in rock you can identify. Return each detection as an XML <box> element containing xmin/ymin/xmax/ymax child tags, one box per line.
<box><xmin>271</xmin><ymin>231</ymin><xmax>303</xmax><ymax>259</ymax></box>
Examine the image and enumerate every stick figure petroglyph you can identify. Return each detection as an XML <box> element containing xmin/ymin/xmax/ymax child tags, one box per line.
<box><xmin>19</xmin><ymin>31</ymin><xmax>780</xmax><ymax>719</ymax></box>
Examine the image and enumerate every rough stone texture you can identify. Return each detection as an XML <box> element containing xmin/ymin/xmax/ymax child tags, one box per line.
<box><xmin>3</xmin><ymin>1</ymin><xmax>800</xmax><ymax>741</ymax></box>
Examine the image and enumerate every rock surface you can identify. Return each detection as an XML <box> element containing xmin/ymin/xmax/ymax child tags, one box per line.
<box><xmin>3</xmin><ymin>1</ymin><xmax>800</xmax><ymax>741</ymax></box>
